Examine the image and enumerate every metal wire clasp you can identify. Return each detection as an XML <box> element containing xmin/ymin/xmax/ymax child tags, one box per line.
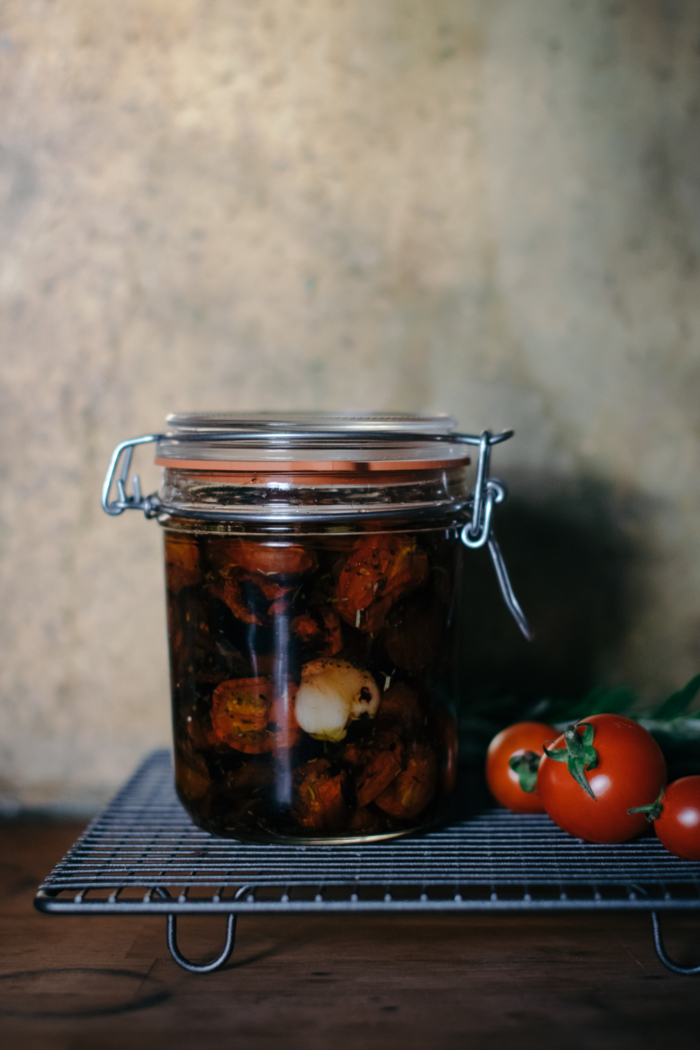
<box><xmin>457</xmin><ymin>430</ymin><xmax>532</xmax><ymax>642</ymax></box>
<box><xmin>460</xmin><ymin>431</ymin><xmax>505</xmax><ymax>550</ymax></box>
<box><xmin>101</xmin><ymin>434</ymin><xmax>163</xmax><ymax>518</ymax></box>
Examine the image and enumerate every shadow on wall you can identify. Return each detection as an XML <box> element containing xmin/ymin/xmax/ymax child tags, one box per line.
<box><xmin>459</xmin><ymin>472</ymin><xmax>644</xmax><ymax>716</ymax></box>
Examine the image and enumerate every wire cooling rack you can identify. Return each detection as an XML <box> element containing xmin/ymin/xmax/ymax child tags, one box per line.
<box><xmin>35</xmin><ymin>750</ymin><xmax>700</xmax><ymax>975</ymax></box>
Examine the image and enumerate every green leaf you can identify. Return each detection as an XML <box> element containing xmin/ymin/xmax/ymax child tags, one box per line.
<box><xmin>543</xmin><ymin>685</ymin><xmax>636</xmax><ymax>723</ymax></box>
<box><xmin>561</xmin><ymin>723</ymin><xmax>599</xmax><ymax>800</ymax></box>
<box><xmin>567</xmin><ymin>757</ymin><xmax>597</xmax><ymax>799</ymax></box>
<box><xmin>542</xmin><ymin>745</ymin><xmax>568</xmax><ymax>763</ymax></box>
<box><xmin>581</xmin><ymin>685</ymin><xmax>636</xmax><ymax>717</ymax></box>
<box><xmin>652</xmin><ymin>674</ymin><xmax>700</xmax><ymax>721</ymax></box>
<box><xmin>581</xmin><ymin>723</ymin><xmax>595</xmax><ymax>747</ymax></box>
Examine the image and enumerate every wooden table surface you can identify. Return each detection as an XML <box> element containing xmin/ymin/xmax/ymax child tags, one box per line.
<box><xmin>2</xmin><ymin>818</ymin><xmax>700</xmax><ymax>1050</ymax></box>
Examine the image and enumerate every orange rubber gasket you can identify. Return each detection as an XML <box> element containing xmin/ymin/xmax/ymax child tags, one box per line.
<box><xmin>155</xmin><ymin>457</ymin><xmax>470</xmax><ymax>477</ymax></box>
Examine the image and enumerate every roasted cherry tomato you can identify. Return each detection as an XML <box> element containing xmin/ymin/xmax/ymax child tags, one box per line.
<box><xmin>343</xmin><ymin>729</ymin><xmax>404</xmax><ymax>807</ymax></box>
<box><xmin>629</xmin><ymin>776</ymin><xmax>700</xmax><ymax>860</ymax></box>
<box><xmin>208</xmin><ymin>537</ymin><xmax>316</xmax><ymax>576</ymax></box>
<box><xmin>537</xmin><ymin>714</ymin><xmax>667</xmax><ymax>843</ymax></box>
<box><xmin>374</xmin><ymin>743</ymin><xmax>438</xmax><ymax>819</ymax></box>
<box><xmin>210</xmin><ymin>677</ymin><xmax>300</xmax><ymax>753</ymax></box>
<box><xmin>485</xmin><ymin>722</ymin><xmax>557</xmax><ymax>814</ymax></box>
<box><xmin>292</xmin><ymin>759</ymin><xmax>347</xmax><ymax>832</ymax></box>
<box><xmin>165</xmin><ymin>533</ymin><xmax>201</xmax><ymax>593</ymax></box>
<box><xmin>334</xmin><ymin>534</ymin><xmax>428</xmax><ymax>633</ymax></box>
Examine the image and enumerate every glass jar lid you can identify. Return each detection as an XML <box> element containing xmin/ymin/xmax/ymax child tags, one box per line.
<box><xmin>155</xmin><ymin>411</ymin><xmax>471</xmax><ymax>472</ymax></box>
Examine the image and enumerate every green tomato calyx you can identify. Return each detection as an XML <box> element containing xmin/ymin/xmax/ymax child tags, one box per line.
<box><xmin>508</xmin><ymin>750</ymin><xmax>541</xmax><ymax>794</ymax></box>
<box><xmin>543</xmin><ymin>722</ymin><xmax>599</xmax><ymax>800</ymax></box>
<box><xmin>628</xmin><ymin>788</ymin><xmax>665</xmax><ymax>823</ymax></box>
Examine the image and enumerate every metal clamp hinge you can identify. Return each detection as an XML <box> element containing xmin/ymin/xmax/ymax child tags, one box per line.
<box><xmin>101</xmin><ymin>434</ymin><xmax>163</xmax><ymax>518</ymax></box>
<box><xmin>459</xmin><ymin>430</ymin><xmax>532</xmax><ymax>642</ymax></box>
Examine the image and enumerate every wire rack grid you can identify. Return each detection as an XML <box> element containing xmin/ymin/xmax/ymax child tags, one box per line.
<box><xmin>35</xmin><ymin>750</ymin><xmax>700</xmax><ymax>974</ymax></box>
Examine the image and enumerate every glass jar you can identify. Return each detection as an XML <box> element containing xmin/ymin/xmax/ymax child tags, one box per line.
<box><xmin>102</xmin><ymin>412</ymin><xmax>529</xmax><ymax>843</ymax></box>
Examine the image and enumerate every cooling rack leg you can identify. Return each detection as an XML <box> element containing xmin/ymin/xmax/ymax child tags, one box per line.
<box><xmin>651</xmin><ymin>911</ymin><xmax>700</xmax><ymax>976</ymax></box>
<box><xmin>166</xmin><ymin>914</ymin><xmax>238</xmax><ymax>974</ymax></box>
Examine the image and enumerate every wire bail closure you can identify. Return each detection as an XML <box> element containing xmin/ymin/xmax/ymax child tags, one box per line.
<box><xmin>457</xmin><ymin>430</ymin><xmax>532</xmax><ymax>642</ymax></box>
<box><xmin>100</xmin><ymin>426</ymin><xmax>532</xmax><ymax>640</ymax></box>
<box><xmin>460</xmin><ymin>431</ymin><xmax>504</xmax><ymax>549</ymax></box>
<box><xmin>101</xmin><ymin>434</ymin><xmax>163</xmax><ymax>518</ymax></box>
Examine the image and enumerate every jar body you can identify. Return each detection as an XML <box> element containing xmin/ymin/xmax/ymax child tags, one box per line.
<box><xmin>164</xmin><ymin>515</ymin><xmax>465</xmax><ymax>843</ymax></box>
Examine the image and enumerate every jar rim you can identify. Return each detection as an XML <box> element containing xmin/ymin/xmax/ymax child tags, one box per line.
<box><xmin>157</xmin><ymin>411</ymin><xmax>471</xmax><ymax>471</ymax></box>
<box><xmin>165</xmin><ymin>410</ymin><xmax>457</xmax><ymax>435</ymax></box>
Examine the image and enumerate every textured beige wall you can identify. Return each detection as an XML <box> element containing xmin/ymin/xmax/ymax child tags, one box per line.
<box><xmin>1</xmin><ymin>1</ymin><xmax>699</xmax><ymax>810</ymax></box>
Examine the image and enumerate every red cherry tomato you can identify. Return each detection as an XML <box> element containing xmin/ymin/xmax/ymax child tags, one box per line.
<box><xmin>485</xmin><ymin>722</ymin><xmax>557</xmax><ymax>814</ymax></box>
<box><xmin>537</xmin><ymin>714</ymin><xmax>667</xmax><ymax>843</ymax></box>
<box><xmin>651</xmin><ymin>777</ymin><xmax>700</xmax><ymax>860</ymax></box>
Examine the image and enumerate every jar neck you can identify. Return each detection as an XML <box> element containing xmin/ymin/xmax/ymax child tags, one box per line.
<box><xmin>157</xmin><ymin>465</ymin><xmax>470</xmax><ymax>532</ymax></box>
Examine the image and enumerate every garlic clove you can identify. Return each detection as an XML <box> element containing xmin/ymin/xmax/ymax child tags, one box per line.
<box><xmin>294</xmin><ymin>680</ymin><xmax>351</xmax><ymax>742</ymax></box>
<box><xmin>295</xmin><ymin>659</ymin><xmax>380</xmax><ymax>742</ymax></box>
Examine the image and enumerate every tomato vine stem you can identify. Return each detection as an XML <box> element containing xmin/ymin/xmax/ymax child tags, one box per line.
<box><xmin>628</xmin><ymin>788</ymin><xmax>665</xmax><ymax>822</ymax></box>
<box><xmin>543</xmin><ymin>723</ymin><xmax>599</xmax><ymax>800</ymax></box>
<box><xmin>508</xmin><ymin>750</ymin><xmax>540</xmax><ymax>794</ymax></box>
